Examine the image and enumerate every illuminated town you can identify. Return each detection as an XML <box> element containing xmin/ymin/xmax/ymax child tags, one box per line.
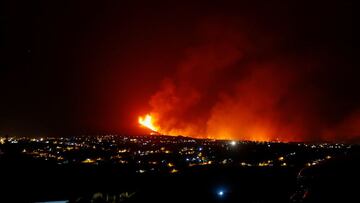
<box><xmin>0</xmin><ymin>135</ymin><xmax>350</xmax><ymax>172</ymax></box>
<box><xmin>1</xmin><ymin>134</ymin><xmax>357</xmax><ymax>202</ymax></box>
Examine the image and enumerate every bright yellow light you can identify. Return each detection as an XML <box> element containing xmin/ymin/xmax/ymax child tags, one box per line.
<box><xmin>82</xmin><ymin>158</ymin><xmax>95</xmax><ymax>164</ymax></box>
<box><xmin>278</xmin><ymin>156</ymin><xmax>284</xmax><ymax>161</ymax></box>
<box><xmin>138</xmin><ymin>114</ymin><xmax>159</xmax><ymax>132</ymax></box>
<box><xmin>170</xmin><ymin>168</ymin><xmax>178</xmax><ymax>173</ymax></box>
<box><xmin>258</xmin><ymin>162</ymin><xmax>268</xmax><ymax>167</ymax></box>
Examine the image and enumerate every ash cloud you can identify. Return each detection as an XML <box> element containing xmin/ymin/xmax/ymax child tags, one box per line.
<box><xmin>148</xmin><ymin>18</ymin><xmax>357</xmax><ymax>142</ymax></box>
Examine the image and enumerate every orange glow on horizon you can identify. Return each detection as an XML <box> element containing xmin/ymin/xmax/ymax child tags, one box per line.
<box><xmin>138</xmin><ymin>113</ymin><xmax>291</xmax><ymax>142</ymax></box>
<box><xmin>137</xmin><ymin>113</ymin><xmax>274</xmax><ymax>141</ymax></box>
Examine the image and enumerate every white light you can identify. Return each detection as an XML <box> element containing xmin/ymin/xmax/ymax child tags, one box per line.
<box><xmin>230</xmin><ymin>141</ymin><xmax>236</xmax><ymax>146</ymax></box>
<box><xmin>218</xmin><ymin>190</ymin><xmax>224</xmax><ymax>196</ymax></box>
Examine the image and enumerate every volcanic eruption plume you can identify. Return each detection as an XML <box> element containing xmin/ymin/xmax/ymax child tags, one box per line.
<box><xmin>1</xmin><ymin>1</ymin><xmax>355</xmax><ymax>143</ymax></box>
<box><xmin>139</xmin><ymin>18</ymin><xmax>357</xmax><ymax>142</ymax></box>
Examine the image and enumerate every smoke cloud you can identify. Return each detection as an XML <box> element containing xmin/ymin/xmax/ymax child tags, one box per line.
<box><xmin>148</xmin><ymin>19</ymin><xmax>357</xmax><ymax>142</ymax></box>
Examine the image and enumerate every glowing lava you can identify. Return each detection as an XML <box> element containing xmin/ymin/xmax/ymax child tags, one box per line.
<box><xmin>138</xmin><ymin>114</ymin><xmax>159</xmax><ymax>132</ymax></box>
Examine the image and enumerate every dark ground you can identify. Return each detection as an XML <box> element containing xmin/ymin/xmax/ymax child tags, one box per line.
<box><xmin>0</xmin><ymin>145</ymin><xmax>359</xmax><ymax>203</ymax></box>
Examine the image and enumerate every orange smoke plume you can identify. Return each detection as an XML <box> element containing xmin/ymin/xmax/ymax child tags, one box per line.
<box><xmin>139</xmin><ymin>20</ymin><xmax>358</xmax><ymax>143</ymax></box>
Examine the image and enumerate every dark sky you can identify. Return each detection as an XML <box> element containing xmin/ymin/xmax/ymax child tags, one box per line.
<box><xmin>1</xmin><ymin>1</ymin><xmax>356</xmax><ymax>142</ymax></box>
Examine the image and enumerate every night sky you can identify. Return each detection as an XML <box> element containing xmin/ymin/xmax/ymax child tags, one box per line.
<box><xmin>1</xmin><ymin>1</ymin><xmax>356</xmax><ymax>142</ymax></box>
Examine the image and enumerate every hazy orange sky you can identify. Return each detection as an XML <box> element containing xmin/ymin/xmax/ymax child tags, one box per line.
<box><xmin>2</xmin><ymin>1</ymin><xmax>356</xmax><ymax>142</ymax></box>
